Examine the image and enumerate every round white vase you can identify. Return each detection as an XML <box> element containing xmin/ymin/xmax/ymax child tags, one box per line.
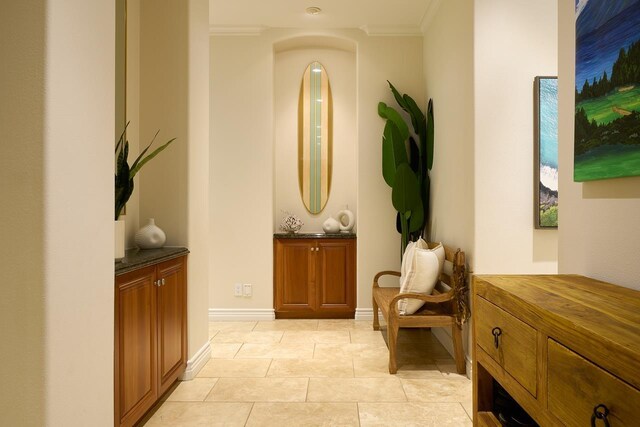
<box><xmin>322</xmin><ymin>217</ymin><xmax>341</xmax><ymax>234</ymax></box>
<box><xmin>337</xmin><ymin>209</ymin><xmax>355</xmax><ymax>232</ymax></box>
<box><xmin>135</xmin><ymin>218</ymin><xmax>166</xmax><ymax>249</ymax></box>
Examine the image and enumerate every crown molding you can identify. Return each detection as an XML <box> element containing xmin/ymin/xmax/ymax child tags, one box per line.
<box><xmin>209</xmin><ymin>25</ymin><xmax>267</xmax><ymax>36</ymax></box>
<box><xmin>359</xmin><ymin>25</ymin><xmax>423</xmax><ymax>36</ymax></box>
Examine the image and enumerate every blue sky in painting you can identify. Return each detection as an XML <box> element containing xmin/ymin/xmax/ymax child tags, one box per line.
<box><xmin>540</xmin><ymin>79</ymin><xmax>558</xmax><ymax>170</ymax></box>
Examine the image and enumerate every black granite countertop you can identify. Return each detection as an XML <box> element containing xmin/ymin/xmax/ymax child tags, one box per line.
<box><xmin>115</xmin><ymin>246</ymin><xmax>189</xmax><ymax>275</ymax></box>
<box><xmin>274</xmin><ymin>232</ymin><xmax>356</xmax><ymax>239</ymax></box>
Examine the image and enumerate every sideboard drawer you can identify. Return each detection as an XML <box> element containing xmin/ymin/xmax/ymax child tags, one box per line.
<box><xmin>548</xmin><ymin>339</ymin><xmax>640</xmax><ymax>426</ymax></box>
<box><xmin>475</xmin><ymin>296</ymin><xmax>537</xmax><ymax>396</ymax></box>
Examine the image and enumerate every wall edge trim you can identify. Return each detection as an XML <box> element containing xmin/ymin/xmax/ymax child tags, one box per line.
<box><xmin>208</xmin><ymin>308</ymin><xmax>276</xmax><ymax>321</ymax></box>
<box><xmin>180</xmin><ymin>340</ymin><xmax>211</xmax><ymax>380</ymax></box>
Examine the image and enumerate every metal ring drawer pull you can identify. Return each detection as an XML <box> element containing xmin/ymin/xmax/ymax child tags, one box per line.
<box><xmin>492</xmin><ymin>327</ymin><xmax>502</xmax><ymax>349</ymax></box>
<box><xmin>591</xmin><ymin>404</ymin><xmax>610</xmax><ymax>427</ymax></box>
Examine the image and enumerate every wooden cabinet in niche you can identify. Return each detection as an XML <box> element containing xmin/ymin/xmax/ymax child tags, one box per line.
<box><xmin>115</xmin><ymin>254</ymin><xmax>187</xmax><ymax>427</ymax></box>
<box><xmin>274</xmin><ymin>237</ymin><xmax>356</xmax><ymax>318</ymax></box>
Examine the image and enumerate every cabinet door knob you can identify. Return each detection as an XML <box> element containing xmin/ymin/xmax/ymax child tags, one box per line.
<box><xmin>492</xmin><ymin>327</ymin><xmax>502</xmax><ymax>349</ymax></box>
<box><xmin>161</xmin><ymin>278</ymin><xmax>165</xmax><ymax>286</ymax></box>
<box><xmin>591</xmin><ymin>404</ymin><xmax>610</xmax><ymax>427</ymax></box>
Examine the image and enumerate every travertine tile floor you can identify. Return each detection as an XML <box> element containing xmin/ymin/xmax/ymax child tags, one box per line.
<box><xmin>143</xmin><ymin>320</ymin><xmax>472</xmax><ymax>426</ymax></box>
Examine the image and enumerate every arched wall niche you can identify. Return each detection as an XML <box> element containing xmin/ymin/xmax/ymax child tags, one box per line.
<box><xmin>273</xmin><ymin>35</ymin><xmax>357</xmax><ymax>54</ymax></box>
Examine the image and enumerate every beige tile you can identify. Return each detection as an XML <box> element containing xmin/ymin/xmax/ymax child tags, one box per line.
<box><xmin>208</xmin><ymin>321</ymin><xmax>257</xmax><ymax>332</ymax></box>
<box><xmin>349</xmin><ymin>330</ymin><xmax>387</xmax><ymax>346</ymax></box>
<box><xmin>210</xmin><ymin>343</ymin><xmax>241</xmax><ymax>359</ymax></box>
<box><xmin>165</xmin><ymin>378</ymin><xmax>219</xmax><ymax>402</ymax></box>
<box><xmin>314</xmin><ymin>343</ymin><xmax>389</xmax><ymax>359</ymax></box>
<box><xmin>358</xmin><ymin>402</ymin><xmax>472</xmax><ymax>426</ymax></box>
<box><xmin>307</xmin><ymin>377</ymin><xmax>406</xmax><ymax>402</ymax></box>
<box><xmin>208</xmin><ymin>324</ymin><xmax>219</xmax><ymax>340</ymax></box>
<box><xmin>353</xmin><ymin>357</ymin><xmax>442</xmax><ymax>379</ymax></box>
<box><xmin>436</xmin><ymin>362</ymin><xmax>470</xmax><ymax>379</ymax></box>
<box><xmin>197</xmin><ymin>358</ymin><xmax>271</xmax><ymax>378</ymax></box>
<box><xmin>317</xmin><ymin>319</ymin><xmax>372</xmax><ymax>330</ymax></box>
<box><xmin>211</xmin><ymin>331</ymin><xmax>284</xmax><ymax>344</ymax></box>
<box><xmin>235</xmin><ymin>342</ymin><xmax>315</xmax><ymax>359</ymax></box>
<box><xmin>144</xmin><ymin>402</ymin><xmax>252</xmax><ymax>426</ymax></box>
<box><xmin>401</xmin><ymin>378</ymin><xmax>472</xmax><ymax>404</ymax></box>
<box><xmin>206</xmin><ymin>378</ymin><xmax>308</xmax><ymax>402</ymax></box>
<box><xmin>253</xmin><ymin>319</ymin><xmax>319</xmax><ymax>331</ymax></box>
<box><xmin>461</xmin><ymin>401</ymin><xmax>473</xmax><ymax>420</ymax></box>
<box><xmin>267</xmin><ymin>358</ymin><xmax>354</xmax><ymax>378</ymax></box>
<box><xmin>281</xmin><ymin>330</ymin><xmax>350</xmax><ymax>344</ymax></box>
<box><xmin>246</xmin><ymin>403</ymin><xmax>359</xmax><ymax>427</ymax></box>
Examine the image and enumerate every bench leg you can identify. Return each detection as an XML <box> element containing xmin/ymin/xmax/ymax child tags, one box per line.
<box><xmin>452</xmin><ymin>322</ymin><xmax>466</xmax><ymax>375</ymax></box>
<box><xmin>372</xmin><ymin>296</ymin><xmax>380</xmax><ymax>331</ymax></box>
<box><xmin>387</xmin><ymin>316</ymin><xmax>399</xmax><ymax>374</ymax></box>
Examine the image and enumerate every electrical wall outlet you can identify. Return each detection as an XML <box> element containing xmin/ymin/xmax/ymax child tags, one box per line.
<box><xmin>234</xmin><ymin>283</ymin><xmax>243</xmax><ymax>296</ymax></box>
<box><xmin>243</xmin><ymin>283</ymin><xmax>252</xmax><ymax>297</ymax></box>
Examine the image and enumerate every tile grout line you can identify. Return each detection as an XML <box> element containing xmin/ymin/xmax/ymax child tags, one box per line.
<box><xmin>243</xmin><ymin>402</ymin><xmax>255</xmax><ymax>427</ymax></box>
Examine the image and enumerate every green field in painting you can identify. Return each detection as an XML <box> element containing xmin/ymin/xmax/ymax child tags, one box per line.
<box><xmin>577</xmin><ymin>86</ymin><xmax>640</xmax><ymax>125</ymax></box>
<box><xmin>540</xmin><ymin>206</ymin><xmax>557</xmax><ymax>228</ymax></box>
<box><xmin>574</xmin><ymin>145</ymin><xmax>640</xmax><ymax>181</ymax></box>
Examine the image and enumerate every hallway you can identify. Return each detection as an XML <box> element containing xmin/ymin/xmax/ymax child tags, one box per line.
<box><xmin>143</xmin><ymin>320</ymin><xmax>472</xmax><ymax>426</ymax></box>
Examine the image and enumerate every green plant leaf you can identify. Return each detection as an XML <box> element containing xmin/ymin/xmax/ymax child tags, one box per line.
<box><xmin>402</xmin><ymin>94</ymin><xmax>425</xmax><ymax>135</ymax></box>
<box><xmin>408</xmin><ymin>136</ymin><xmax>419</xmax><ymax>171</ymax></box>
<box><xmin>382</xmin><ymin>121</ymin><xmax>408</xmax><ymax>187</ymax></box>
<box><xmin>130</xmin><ymin>129</ymin><xmax>160</xmax><ymax>172</ymax></box>
<box><xmin>129</xmin><ymin>137</ymin><xmax>177</xmax><ymax>179</ymax></box>
<box><xmin>409</xmin><ymin>199</ymin><xmax>424</xmax><ymax>232</ymax></box>
<box><xmin>392</xmin><ymin>163</ymin><xmax>419</xmax><ymax>214</ymax></box>
<box><xmin>426</xmin><ymin>99</ymin><xmax>434</xmax><ymax>170</ymax></box>
<box><xmin>388</xmin><ymin>81</ymin><xmax>408</xmax><ymax>111</ymax></box>
<box><xmin>378</xmin><ymin>102</ymin><xmax>409</xmax><ymax>142</ymax></box>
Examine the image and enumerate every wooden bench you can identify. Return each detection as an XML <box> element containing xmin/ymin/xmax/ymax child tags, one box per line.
<box><xmin>372</xmin><ymin>244</ymin><xmax>469</xmax><ymax>374</ymax></box>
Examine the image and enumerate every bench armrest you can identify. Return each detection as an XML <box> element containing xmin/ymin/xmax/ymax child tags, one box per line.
<box><xmin>372</xmin><ymin>270</ymin><xmax>401</xmax><ymax>288</ymax></box>
<box><xmin>390</xmin><ymin>289</ymin><xmax>454</xmax><ymax>306</ymax></box>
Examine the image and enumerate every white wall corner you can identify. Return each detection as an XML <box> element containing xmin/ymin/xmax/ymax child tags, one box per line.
<box><xmin>208</xmin><ymin>308</ymin><xmax>276</xmax><ymax>321</ymax></box>
<box><xmin>180</xmin><ymin>340</ymin><xmax>211</xmax><ymax>381</ymax></box>
<box><xmin>420</xmin><ymin>0</ymin><xmax>444</xmax><ymax>33</ymax></box>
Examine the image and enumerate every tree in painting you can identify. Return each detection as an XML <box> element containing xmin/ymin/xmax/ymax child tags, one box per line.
<box><xmin>574</xmin><ymin>0</ymin><xmax>640</xmax><ymax>181</ymax></box>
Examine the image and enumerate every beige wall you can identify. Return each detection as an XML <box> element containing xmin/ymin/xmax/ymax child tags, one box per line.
<box><xmin>1</xmin><ymin>1</ymin><xmax>46</xmax><ymax>424</ymax></box>
<box><xmin>474</xmin><ymin>0</ymin><xmax>558</xmax><ymax>274</ymax></box>
<box><xmin>139</xmin><ymin>0</ymin><xmax>210</xmax><ymax>360</ymax></box>
<box><xmin>557</xmin><ymin>0</ymin><xmax>640</xmax><ymax>290</ymax></box>
<box><xmin>274</xmin><ymin>46</ymin><xmax>357</xmax><ymax>232</ymax></box>
<box><xmin>209</xmin><ymin>30</ymin><xmax>424</xmax><ymax>312</ymax></box>
<box><xmin>1</xmin><ymin>0</ymin><xmax>114</xmax><ymax>424</ymax></box>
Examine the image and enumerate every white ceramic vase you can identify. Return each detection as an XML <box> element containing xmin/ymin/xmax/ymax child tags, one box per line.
<box><xmin>337</xmin><ymin>209</ymin><xmax>355</xmax><ymax>232</ymax></box>
<box><xmin>115</xmin><ymin>219</ymin><xmax>125</xmax><ymax>261</ymax></box>
<box><xmin>322</xmin><ymin>217</ymin><xmax>341</xmax><ymax>234</ymax></box>
<box><xmin>135</xmin><ymin>218</ymin><xmax>166</xmax><ymax>249</ymax></box>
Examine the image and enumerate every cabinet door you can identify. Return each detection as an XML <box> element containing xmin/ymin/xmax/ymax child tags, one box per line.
<box><xmin>274</xmin><ymin>239</ymin><xmax>315</xmax><ymax>316</ymax></box>
<box><xmin>156</xmin><ymin>256</ymin><xmax>187</xmax><ymax>395</ymax></box>
<box><xmin>316</xmin><ymin>239</ymin><xmax>356</xmax><ymax>316</ymax></box>
<box><xmin>115</xmin><ymin>266</ymin><xmax>157</xmax><ymax>427</ymax></box>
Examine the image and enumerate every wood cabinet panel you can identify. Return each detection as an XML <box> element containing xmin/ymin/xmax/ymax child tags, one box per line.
<box><xmin>475</xmin><ymin>296</ymin><xmax>537</xmax><ymax>397</ymax></box>
<box><xmin>115</xmin><ymin>254</ymin><xmax>188</xmax><ymax>427</ymax></box>
<box><xmin>472</xmin><ymin>275</ymin><xmax>640</xmax><ymax>427</ymax></box>
<box><xmin>548</xmin><ymin>339</ymin><xmax>640</xmax><ymax>426</ymax></box>
<box><xmin>274</xmin><ymin>237</ymin><xmax>355</xmax><ymax>318</ymax></box>
<box><xmin>156</xmin><ymin>257</ymin><xmax>187</xmax><ymax>395</ymax></box>
<box><xmin>115</xmin><ymin>266</ymin><xmax>157</xmax><ymax>427</ymax></box>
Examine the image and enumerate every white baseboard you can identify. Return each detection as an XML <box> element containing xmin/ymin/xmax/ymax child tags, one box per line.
<box><xmin>354</xmin><ymin>307</ymin><xmax>384</xmax><ymax>321</ymax></box>
<box><xmin>208</xmin><ymin>308</ymin><xmax>275</xmax><ymax>321</ymax></box>
<box><xmin>180</xmin><ymin>340</ymin><xmax>211</xmax><ymax>380</ymax></box>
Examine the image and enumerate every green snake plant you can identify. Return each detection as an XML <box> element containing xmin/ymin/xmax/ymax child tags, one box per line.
<box><xmin>115</xmin><ymin>124</ymin><xmax>176</xmax><ymax>220</ymax></box>
<box><xmin>378</xmin><ymin>81</ymin><xmax>434</xmax><ymax>257</ymax></box>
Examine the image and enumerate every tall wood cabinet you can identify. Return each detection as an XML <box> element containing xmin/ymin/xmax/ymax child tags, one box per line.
<box><xmin>274</xmin><ymin>235</ymin><xmax>356</xmax><ymax>318</ymax></box>
<box><xmin>472</xmin><ymin>275</ymin><xmax>640</xmax><ymax>426</ymax></box>
<box><xmin>115</xmin><ymin>248</ymin><xmax>188</xmax><ymax>427</ymax></box>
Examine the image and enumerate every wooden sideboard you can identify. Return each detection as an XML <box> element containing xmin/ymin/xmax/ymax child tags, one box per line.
<box><xmin>274</xmin><ymin>234</ymin><xmax>356</xmax><ymax>318</ymax></box>
<box><xmin>472</xmin><ymin>275</ymin><xmax>640</xmax><ymax>426</ymax></box>
<box><xmin>114</xmin><ymin>248</ymin><xmax>188</xmax><ymax>427</ymax></box>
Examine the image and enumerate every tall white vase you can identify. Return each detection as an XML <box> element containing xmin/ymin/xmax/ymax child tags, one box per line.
<box><xmin>135</xmin><ymin>218</ymin><xmax>166</xmax><ymax>249</ymax></box>
<box><xmin>115</xmin><ymin>219</ymin><xmax>125</xmax><ymax>261</ymax></box>
<box><xmin>337</xmin><ymin>209</ymin><xmax>355</xmax><ymax>232</ymax></box>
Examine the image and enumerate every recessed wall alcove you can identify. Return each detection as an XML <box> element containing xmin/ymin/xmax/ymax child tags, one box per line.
<box><xmin>273</xmin><ymin>36</ymin><xmax>358</xmax><ymax>232</ymax></box>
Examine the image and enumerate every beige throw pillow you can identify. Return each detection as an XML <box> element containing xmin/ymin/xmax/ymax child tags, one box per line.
<box><xmin>399</xmin><ymin>239</ymin><xmax>429</xmax><ymax>286</ymax></box>
<box><xmin>398</xmin><ymin>242</ymin><xmax>445</xmax><ymax>315</ymax></box>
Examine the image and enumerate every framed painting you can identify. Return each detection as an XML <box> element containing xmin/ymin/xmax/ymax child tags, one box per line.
<box><xmin>534</xmin><ymin>77</ymin><xmax>558</xmax><ymax>229</ymax></box>
<box><xmin>574</xmin><ymin>0</ymin><xmax>640</xmax><ymax>181</ymax></box>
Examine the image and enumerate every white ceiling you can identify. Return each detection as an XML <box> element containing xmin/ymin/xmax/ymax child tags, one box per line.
<box><xmin>209</xmin><ymin>0</ymin><xmax>434</xmax><ymax>34</ymax></box>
